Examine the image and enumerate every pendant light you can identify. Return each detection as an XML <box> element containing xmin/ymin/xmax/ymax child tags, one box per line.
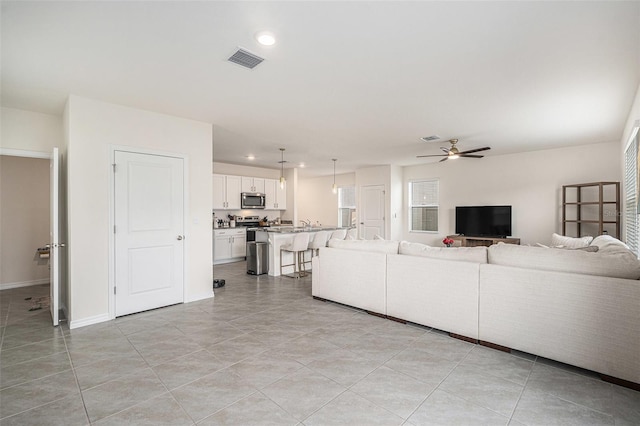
<box><xmin>279</xmin><ymin>148</ymin><xmax>286</xmax><ymax>189</ymax></box>
<box><xmin>332</xmin><ymin>158</ymin><xmax>337</xmax><ymax>194</ymax></box>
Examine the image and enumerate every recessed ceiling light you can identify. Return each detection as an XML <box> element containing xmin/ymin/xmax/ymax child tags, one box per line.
<box><xmin>246</xmin><ymin>155</ymin><xmax>255</xmax><ymax>160</ymax></box>
<box><xmin>255</xmin><ymin>31</ymin><xmax>276</xmax><ymax>46</ymax></box>
<box><xmin>299</xmin><ymin>163</ymin><xmax>305</xmax><ymax>168</ymax></box>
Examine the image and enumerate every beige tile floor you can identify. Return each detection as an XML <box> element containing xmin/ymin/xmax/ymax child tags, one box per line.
<box><xmin>1</xmin><ymin>261</ymin><xmax>638</xmax><ymax>425</ymax></box>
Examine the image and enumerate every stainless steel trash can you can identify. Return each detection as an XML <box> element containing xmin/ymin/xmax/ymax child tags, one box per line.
<box><xmin>246</xmin><ymin>241</ymin><xmax>268</xmax><ymax>275</ymax></box>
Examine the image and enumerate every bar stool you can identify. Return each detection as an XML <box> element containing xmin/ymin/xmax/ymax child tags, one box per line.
<box><xmin>308</xmin><ymin>231</ymin><xmax>329</xmax><ymax>257</ymax></box>
<box><xmin>328</xmin><ymin>229</ymin><xmax>347</xmax><ymax>244</ymax></box>
<box><xmin>280</xmin><ymin>232</ymin><xmax>310</xmax><ymax>278</ymax></box>
<box><xmin>302</xmin><ymin>231</ymin><xmax>329</xmax><ymax>270</ymax></box>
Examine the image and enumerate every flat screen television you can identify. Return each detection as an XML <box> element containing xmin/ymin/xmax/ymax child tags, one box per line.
<box><xmin>455</xmin><ymin>205</ymin><xmax>512</xmax><ymax>238</ymax></box>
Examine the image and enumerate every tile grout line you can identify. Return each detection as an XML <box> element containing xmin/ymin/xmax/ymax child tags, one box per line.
<box><xmin>524</xmin><ymin>358</ymin><xmax>617</xmax><ymax>420</ymax></box>
<box><xmin>505</xmin><ymin>353</ymin><xmax>537</xmax><ymax>424</ymax></box>
<box><xmin>60</xmin><ymin>322</ymin><xmax>92</xmax><ymax>425</ymax></box>
<box><xmin>400</xmin><ymin>337</ymin><xmax>478</xmax><ymax>423</ymax></box>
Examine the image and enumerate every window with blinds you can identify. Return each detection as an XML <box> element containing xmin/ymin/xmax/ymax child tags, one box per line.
<box><xmin>338</xmin><ymin>186</ymin><xmax>356</xmax><ymax>228</ymax></box>
<box><xmin>410</xmin><ymin>180</ymin><xmax>439</xmax><ymax>232</ymax></box>
<box><xmin>624</xmin><ymin>135</ymin><xmax>638</xmax><ymax>256</ymax></box>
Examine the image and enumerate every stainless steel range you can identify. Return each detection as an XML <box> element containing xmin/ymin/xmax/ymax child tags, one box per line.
<box><xmin>236</xmin><ymin>216</ymin><xmax>263</xmax><ymax>242</ymax></box>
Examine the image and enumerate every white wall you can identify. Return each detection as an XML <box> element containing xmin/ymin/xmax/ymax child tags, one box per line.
<box><xmin>0</xmin><ymin>156</ymin><xmax>50</xmax><ymax>288</ymax></box>
<box><xmin>65</xmin><ymin>95</ymin><xmax>212</xmax><ymax>327</ymax></box>
<box><xmin>1</xmin><ymin>107</ymin><xmax>63</xmax><ymax>152</ymax></box>
<box><xmin>297</xmin><ymin>172</ymin><xmax>356</xmax><ymax>227</ymax></box>
<box><xmin>621</xmin><ymin>79</ymin><xmax>640</xmax><ymax>150</ymax></box>
<box><xmin>403</xmin><ymin>141</ymin><xmax>621</xmax><ymax>246</ymax></box>
<box><xmin>212</xmin><ymin>162</ymin><xmax>280</xmax><ymax>179</ymax></box>
<box><xmin>389</xmin><ymin>165</ymin><xmax>403</xmax><ymax>240</ymax></box>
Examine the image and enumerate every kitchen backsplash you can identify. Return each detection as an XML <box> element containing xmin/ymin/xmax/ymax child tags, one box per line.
<box><xmin>212</xmin><ymin>209</ymin><xmax>280</xmax><ymax>222</ymax></box>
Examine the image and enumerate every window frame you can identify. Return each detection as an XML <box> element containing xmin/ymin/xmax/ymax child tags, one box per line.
<box><xmin>337</xmin><ymin>186</ymin><xmax>356</xmax><ymax>228</ymax></box>
<box><xmin>409</xmin><ymin>179</ymin><xmax>439</xmax><ymax>233</ymax></box>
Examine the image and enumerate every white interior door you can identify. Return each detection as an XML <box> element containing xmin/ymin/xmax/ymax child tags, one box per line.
<box><xmin>114</xmin><ymin>151</ymin><xmax>185</xmax><ymax>317</ymax></box>
<box><xmin>360</xmin><ymin>185</ymin><xmax>385</xmax><ymax>240</ymax></box>
<box><xmin>49</xmin><ymin>147</ymin><xmax>60</xmax><ymax>326</ymax></box>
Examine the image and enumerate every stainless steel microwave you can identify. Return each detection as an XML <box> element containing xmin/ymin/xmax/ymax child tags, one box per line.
<box><xmin>241</xmin><ymin>192</ymin><xmax>265</xmax><ymax>209</ymax></box>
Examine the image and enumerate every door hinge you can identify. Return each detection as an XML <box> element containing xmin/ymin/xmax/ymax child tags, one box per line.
<box><xmin>114</xmin><ymin>286</ymin><xmax>116</xmax><ymax>295</ymax></box>
<box><xmin>113</xmin><ymin>225</ymin><xmax>116</xmax><ymax>234</ymax></box>
<box><xmin>112</xmin><ymin>163</ymin><xmax>116</xmax><ymax>172</ymax></box>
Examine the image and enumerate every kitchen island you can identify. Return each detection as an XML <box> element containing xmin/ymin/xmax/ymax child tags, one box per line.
<box><xmin>254</xmin><ymin>227</ymin><xmax>345</xmax><ymax>277</ymax></box>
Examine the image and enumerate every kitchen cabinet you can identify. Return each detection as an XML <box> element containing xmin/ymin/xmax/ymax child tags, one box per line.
<box><xmin>213</xmin><ymin>174</ymin><xmax>241</xmax><ymax>210</ymax></box>
<box><xmin>264</xmin><ymin>179</ymin><xmax>287</xmax><ymax>210</ymax></box>
<box><xmin>241</xmin><ymin>177</ymin><xmax>265</xmax><ymax>194</ymax></box>
<box><xmin>276</xmin><ymin>181</ymin><xmax>287</xmax><ymax>210</ymax></box>
<box><xmin>213</xmin><ymin>228</ymin><xmax>246</xmax><ymax>264</ymax></box>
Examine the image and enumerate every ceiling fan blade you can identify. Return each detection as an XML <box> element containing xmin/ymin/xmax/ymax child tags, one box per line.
<box><xmin>439</xmin><ymin>157</ymin><xmax>449</xmax><ymax>163</ymax></box>
<box><xmin>458</xmin><ymin>147</ymin><xmax>491</xmax><ymax>155</ymax></box>
<box><xmin>459</xmin><ymin>154</ymin><xmax>484</xmax><ymax>159</ymax></box>
<box><xmin>440</xmin><ymin>147</ymin><xmax>451</xmax><ymax>154</ymax></box>
<box><xmin>417</xmin><ymin>154</ymin><xmax>447</xmax><ymax>158</ymax></box>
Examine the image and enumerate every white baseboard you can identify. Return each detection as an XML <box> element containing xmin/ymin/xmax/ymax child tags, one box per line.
<box><xmin>0</xmin><ymin>278</ymin><xmax>49</xmax><ymax>291</ymax></box>
<box><xmin>69</xmin><ymin>313</ymin><xmax>110</xmax><ymax>329</ymax></box>
<box><xmin>185</xmin><ymin>291</ymin><xmax>214</xmax><ymax>303</ymax></box>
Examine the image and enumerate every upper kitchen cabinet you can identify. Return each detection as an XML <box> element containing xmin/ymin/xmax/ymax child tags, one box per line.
<box><xmin>264</xmin><ymin>178</ymin><xmax>287</xmax><ymax>210</ymax></box>
<box><xmin>241</xmin><ymin>177</ymin><xmax>265</xmax><ymax>194</ymax></box>
<box><xmin>213</xmin><ymin>174</ymin><xmax>241</xmax><ymax>210</ymax></box>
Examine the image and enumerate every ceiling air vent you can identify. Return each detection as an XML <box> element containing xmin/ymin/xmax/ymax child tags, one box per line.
<box><xmin>421</xmin><ymin>135</ymin><xmax>441</xmax><ymax>142</ymax></box>
<box><xmin>228</xmin><ymin>48</ymin><xmax>264</xmax><ymax>69</ymax></box>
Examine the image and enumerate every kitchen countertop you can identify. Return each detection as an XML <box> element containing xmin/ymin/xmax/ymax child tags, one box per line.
<box><xmin>254</xmin><ymin>226</ymin><xmax>344</xmax><ymax>233</ymax></box>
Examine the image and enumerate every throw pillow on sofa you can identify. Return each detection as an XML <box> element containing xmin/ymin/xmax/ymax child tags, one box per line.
<box><xmin>398</xmin><ymin>241</ymin><xmax>488</xmax><ymax>263</ymax></box>
<box><xmin>590</xmin><ymin>234</ymin><xmax>631</xmax><ymax>251</ymax></box>
<box><xmin>550</xmin><ymin>233</ymin><xmax>593</xmax><ymax>248</ymax></box>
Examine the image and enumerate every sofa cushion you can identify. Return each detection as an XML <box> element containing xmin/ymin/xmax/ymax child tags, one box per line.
<box><xmin>328</xmin><ymin>238</ymin><xmax>399</xmax><ymax>254</ymax></box>
<box><xmin>399</xmin><ymin>241</ymin><xmax>488</xmax><ymax>263</ymax></box>
<box><xmin>551</xmin><ymin>233</ymin><xmax>593</xmax><ymax>248</ymax></box>
<box><xmin>488</xmin><ymin>243</ymin><xmax>640</xmax><ymax>279</ymax></box>
<box><xmin>590</xmin><ymin>234</ymin><xmax>630</xmax><ymax>251</ymax></box>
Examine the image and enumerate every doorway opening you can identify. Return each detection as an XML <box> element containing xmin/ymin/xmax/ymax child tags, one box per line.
<box><xmin>0</xmin><ymin>151</ymin><xmax>64</xmax><ymax>328</ymax></box>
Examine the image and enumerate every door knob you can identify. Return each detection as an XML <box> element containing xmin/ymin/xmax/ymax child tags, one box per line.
<box><xmin>177</xmin><ymin>235</ymin><xmax>184</xmax><ymax>240</ymax></box>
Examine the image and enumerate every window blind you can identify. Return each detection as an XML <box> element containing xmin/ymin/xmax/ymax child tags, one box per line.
<box><xmin>411</xmin><ymin>180</ymin><xmax>439</xmax><ymax>206</ymax></box>
<box><xmin>410</xmin><ymin>180</ymin><xmax>439</xmax><ymax>232</ymax></box>
<box><xmin>338</xmin><ymin>186</ymin><xmax>356</xmax><ymax>208</ymax></box>
<box><xmin>624</xmin><ymin>136</ymin><xmax>638</xmax><ymax>255</ymax></box>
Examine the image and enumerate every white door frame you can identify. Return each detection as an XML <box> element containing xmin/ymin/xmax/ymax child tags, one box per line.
<box><xmin>0</xmin><ymin>148</ymin><xmax>62</xmax><ymax>327</ymax></box>
<box><xmin>108</xmin><ymin>145</ymin><xmax>189</xmax><ymax>320</ymax></box>
<box><xmin>0</xmin><ymin>148</ymin><xmax>51</xmax><ymax>160</ymax></box>
<box><xmin>49</xmin><ymin>147</ymin><xmax>60</xmax><ymax>326</ymax></box>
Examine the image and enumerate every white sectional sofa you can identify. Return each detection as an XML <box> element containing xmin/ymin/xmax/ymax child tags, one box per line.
<box><xmin>311</xmin><ymin>236</ymin><xmax>640</xmax><ymax>387</ymax></box>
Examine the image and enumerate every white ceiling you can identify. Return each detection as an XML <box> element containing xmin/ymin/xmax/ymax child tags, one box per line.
<box><xmin>2</xmin><ymin>1</ymin><xmax>640</xmax><ymax>177</ymax></box>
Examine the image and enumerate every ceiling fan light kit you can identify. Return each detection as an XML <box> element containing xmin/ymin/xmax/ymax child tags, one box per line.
<box><xmin>417</xmin><ymin>138</ymin><xmax>491</xmax><ymax>162</ymax></box>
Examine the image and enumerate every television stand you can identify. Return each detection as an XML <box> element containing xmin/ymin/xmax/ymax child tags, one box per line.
<box><xmin>447</xmin><ymin>235</ymin><xmax>520</xmax><ymax>247</ymax></box>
